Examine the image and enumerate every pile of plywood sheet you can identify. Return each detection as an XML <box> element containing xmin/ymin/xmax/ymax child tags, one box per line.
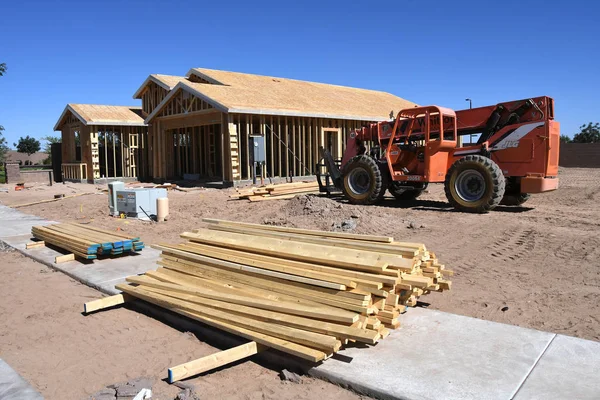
<box><xmin>231</xmin><ymin>181</ymin><xmax>319</xmax><ymax>202</ymax></box>
<box><xmin>31</xmin><ymin>223</ymin><xmax>144</xmax><ymax>261</ymax></box>
<box><xmin>86</xmin><ymin>218</ymin><xmax>451</xmax><ymax>382</ymax></box>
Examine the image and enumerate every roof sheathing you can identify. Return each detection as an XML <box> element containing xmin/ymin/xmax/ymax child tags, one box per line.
<box><xmin>132</xmin><ymin>74</ymin><xmax>187</xmax><ymax>99</ymax></box>
<box><xmin>146</xmin><ymin>69</ymin><xmax>417</xmax><ymax>123</ymax></box>
<box><xmin>54</xmin><ymin>104</ymin><xmax>147</xmax><ymax>131</ymax></box>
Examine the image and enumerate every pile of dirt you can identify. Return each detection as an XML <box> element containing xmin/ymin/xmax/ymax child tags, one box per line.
<box><xmin>284</xmin><ymin>195</ymin><xmax>344</xmax><ymax>218</ymax></box>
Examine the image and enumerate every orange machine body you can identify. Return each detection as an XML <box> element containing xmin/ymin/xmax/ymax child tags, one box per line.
<box><xmin>346</xmin><ymin>96</ymin><xmax>559</xmax><ymax>193</ymax></box>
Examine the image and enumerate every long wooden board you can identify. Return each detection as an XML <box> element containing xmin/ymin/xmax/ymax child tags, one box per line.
<box><xmin>168</xmin><ymin>342</ymin><xmax>264</xmax><ymax>382</ymax></box>
<box><xmin>152</xmin><ymin>244</ymin><xmax>346</xmax><ymax>290</ymax></box>
<box><xmin>182</xmin><ymin>241</ymin><xmax>398</xmax><ymax>286</ymax></box>
<box><xmin>140</xmin><ymin>284</ymin><xmax>379</xmax><ymax>343</ymax></box>
<box><xmin>116</xmin><ymin>284</ymin><xmax>327</xmax><ymax>362</ymax></box>
<box><xmin>206</xmin><ymin>224</ymin><xmax>419</xmax><ymax>257</ymax></box>
<box><xmin>202</xmin><ymin>218</ymin><xmax>393</xmax><ymax>243</ymax></box>
<box><xmin>181</xmin><ymin>230</ymin><xmax>390</xmax><ymax>273</ymax></box>
<box><xmin>125</xmin><ymin>275</ymin><xmax>358</xmax><ymax>324</ymax></box>
<box><xmin>117</xmin><ymin>284</ymin><xmax>336</xmax><ymax>359</ymax></box>
<box><xmin>84</xmin><ymin>293</ymin><xmax>132</xmax><ymax>314</ymax></box>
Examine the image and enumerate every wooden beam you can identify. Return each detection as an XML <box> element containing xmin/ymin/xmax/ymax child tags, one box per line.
<box><xmin>55</xmin><ymin>254</ymin><xmax>75</xmax><ymax>263</ymax></box>
<box><xmin>84</xmin><ymin>293</ymin><xmax>133</xmax><ymax>314</ymax></box>
<box><xmin>26</xmin><ymin>241</ymin><xmax>45</xmax><ymax>249</ymax></box>
<box><xmin>13</xmin><ymin>192</ymin><xmax>95</xmax><ymax>209</ymax></box>
<box><xmin>175</xmin><ymin>242</ymin><xmax>357</xmax><ymax>287</ymax></box>
<box><xmin>119</xmin><ymin>283</ymin><xmax>341</xmax><ymax>352</ymax></box>
<box><xmin>181</xmin><ymin>241</ymin><xmax>398</xmax><ymax>286</ymax></box>
<box><xmin>116</xmin><ymin>284</ymin><xmax>328</xmax><ymax>362</ymax></box>
<box><xmin>152</xmin><ymin>244</ymin><xmax>347</xmax><ymax>290</ymax></box>
<box><xmin>180</xmin><ymin>230</ymin><xmax>389</xmax><ymax>274</ymax></box>
<box><xmin>161</xmin><ymin>251</ymin><xmax>372</xmax><ymax>302</ymax></box>
<box><xmin>143</xmin><ymin>284</ymin><xmax>378</xmax><ymax>344</ymax></box>
<box><xmin>207</xmin><ymin>224</ymin><xmax>417</xmax><ymax>259</ymax></box>
<box><xmin>124</xmin><ymin>274</ymin><xmax>357</xmax><ymax>324</ymax></box>
<box><xmin>245</xmin><ymin>114</ymin><xmax>250</xmax><ymax>180</ymax></box>
<box><xmin>202</xmin><ymin>218</ymin><xmax>393</xmax><ymax>243</ymax></box>
<box><xmin>168</xmin><ymin>342</ymin><xmax>264</xmax><ymax>383</ymax></box>
<box><xmin>155</xmin><ymin>262</ymin><xmax>369</xmax><ymax>310</ymax></box>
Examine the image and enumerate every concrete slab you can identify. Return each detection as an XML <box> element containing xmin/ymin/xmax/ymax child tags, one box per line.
<box><xmin>0</xmin><ymin>358</ymin><xmax>43</xmax><ymax>400</ymax></box>
<box><xmin>309</xmin><ymin>308</ymin><xmax>555</xmax><ymax>400</ymax></box>
<box><xmin>0</xmin><ymin>205</ymin><xmax>54</xmax><ymax>238</ymax></box>
<box><xmin>514</xmin><ymin>334</ymin><xmax>600</xmax><ymax>400</ymax></box>
<box><xmin>1</xmin><ymin>233</ymin><xmax>160</xmax><ymax>295</ymax></box>
<box><xmin>0</xmin><ymin>205</ymin><xmax>159</xmax><ymax>295</ymax></box>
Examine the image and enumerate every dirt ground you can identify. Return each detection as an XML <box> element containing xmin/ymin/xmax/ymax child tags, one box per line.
<box><xmin>0</xmin><ymin>249</ymin><xmax>364</xmax><ymax>400</ymax></box>
<box><xmin>0</xmin><ymin>166</ymin><xmax>598</xmax><ymax>338</ymax></box>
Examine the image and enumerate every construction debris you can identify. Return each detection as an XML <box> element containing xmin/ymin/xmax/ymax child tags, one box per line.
<box><xmin>13</xmin><ymin>192</ymin><xmax>96</xmax><ymax>208</ymax></box>
<box><xmin>31</xmin><ymin>223</ymin><xmax>145</xmax><ymax>260</ymax></box>
<box><xmin>88</xmin><ymin>218</ymin><xmax>452</xmax><ymax>382</ymax></box>
<box><xmin>231</xmin><ymin>181</ymin><xmax>319</xmax><ymax>202</ymax></box>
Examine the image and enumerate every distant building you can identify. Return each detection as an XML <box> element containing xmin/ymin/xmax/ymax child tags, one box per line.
<box><xmin>5</xmin><ymin>151</ymin><xmax>48</xmax><ymax>165</ymax></box>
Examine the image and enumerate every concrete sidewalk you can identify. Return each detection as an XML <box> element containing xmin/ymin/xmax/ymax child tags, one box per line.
<box><xmin>0</xmin><ymin>205</ymin><xmax>159</xmax><ymax>294</ymax></box>
<box><xmin>0</xmin><ymin>359</ymin><xmax>43</xmax><ymax>400</ymax></box>
<box><xmin>1</xmin><ymin>205</ymin><xmax>599</xmax><ymax>400</ymax></box>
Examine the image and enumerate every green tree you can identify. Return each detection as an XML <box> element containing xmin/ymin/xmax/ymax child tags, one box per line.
<box><xmin>573</xmin><ymin>122</ymin><xmax>600</xmax><ymax>143</ymax></box>
<box><xmin>0</xmin><ymin>63</ymin><xmax>6</xmax><ymax>76</ymax></box>
<box><xmin>560</xmin><ymin>135</ymin><xmax>572</xmax><ymax>143</ymax></box>
<box><xmin>14</xmin><ymin>135</ymin><xmax>41</xmax><ymax>156</ymax></box>
<box><xmin>41</xmin><ymin>135</ymin><xmax>61</xmax><ymax>164</ymax></box>
<box><xmin>0</xmin><ymin>126</ymin><xmax>9</xmax><ymax>163</ymax></box>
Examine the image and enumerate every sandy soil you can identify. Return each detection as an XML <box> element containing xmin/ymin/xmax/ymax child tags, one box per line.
<box><xmin>1</xmin><ymin>167</ymin><xmax>599</xmax><ymax>344</ymax></box>
<box><xmin>0</xmin><ymin>249</ymin><xmax>363</xmax><ymax>400</ymax></box>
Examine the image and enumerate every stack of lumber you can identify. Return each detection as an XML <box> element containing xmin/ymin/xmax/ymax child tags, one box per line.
<box><xmin>31</xmin><ymin>223</ymin><xmax>145</xmax><ymax>260</ymax></box>
<box><xmin>112</xmin><ymin>219</ymin><xmax>452</xmax><ymax>365</ymax></box>
<box><xmin>231</xmin><ymin>181</ymin><xmax>319</xmax><ymax>202</ymax></box>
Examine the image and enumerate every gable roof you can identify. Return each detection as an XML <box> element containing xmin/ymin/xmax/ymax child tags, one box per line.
<box><xmin>145</xmin><ymin>68</ymin><xmax>417</xmax><ymax>123</ymax></box>
<box><xmin>54</xmin><ymin>104</ymin><xmax>146</xmax><ymax>131</ymax></box>
<box><xmin>133</xmin><ymin>74</ymin><xmax>188</xmax><ymax>99</ymax></box>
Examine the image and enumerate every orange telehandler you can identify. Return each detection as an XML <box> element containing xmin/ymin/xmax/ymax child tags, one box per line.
<box><xmin>319</xmin><ymin>96</ymin><xmax>559</xmax><ymax>213</ymax></box>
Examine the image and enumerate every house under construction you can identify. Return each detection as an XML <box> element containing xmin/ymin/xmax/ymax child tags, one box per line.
<box><xmin>54</xmin><ymin>68</ymin><xmax>416</xmax><ymax>184</ymax></box>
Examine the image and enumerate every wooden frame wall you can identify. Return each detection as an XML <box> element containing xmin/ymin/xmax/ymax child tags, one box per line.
<box><xmin>144</xmin><ymin>88</ymin><xmax>378</xmax><ymax>183</ymax></box>
<box><xmin>141</xmin><ymin>81</ymin><xmax>170</xmax><ymax>117</ymax></box>
<box><xmin>148</xmin><ymin>111</ymin><xmax>224</xmax><ymax>180</ymax></box>
<box><xmin>227</xmin><ymin>114</ymin><xmax>367</xmax><ymax>181</ymax></box>
<box><xmin>93</xmin><ymin>125</ymin><xmax>148</xmax><ymax>180</ymax></box>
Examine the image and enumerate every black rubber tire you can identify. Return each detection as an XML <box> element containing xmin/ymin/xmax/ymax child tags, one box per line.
<box><xmin>389</xmin><ymin>184</ymin><xmax>423</xmax><ymax>201</ymax></box>
<box><xmin>444</xmin><ymin>155</ymin><xmax>505</xmax><ymax>213</ymax></box>
<box><xmin>342</xmin><ymin>155</ymin><xmax>386</xmax><ymax>205</ymax></box>
<box><xmin>500</xmin><ymin>193</ymin><xmax>531</xmax><ymax>206</ymax></box>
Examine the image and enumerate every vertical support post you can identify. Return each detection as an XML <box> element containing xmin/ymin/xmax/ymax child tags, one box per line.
<box><xmin>269</xmin><ymin>115</ymin><xmax>274</xmax><ymax>178</ymax></box>
<box><xmin>245</xmin><ymin>114</ymin><xmax>250</xmax><ymax>180</ymax></box>
<box><xmin>291</xmin><ymin>117</ymin><xmax>296</xmax><ymax>178</ymax></box>
<box><xmin>112</xmin><ymin>128</ymin><xmax>116</xmax><ymax>178</ymax></box>
<box><xmin>284</xmin><ymin>116</ymin><xmax>289</xmax><ymax>181</ymax></box>
<box><xmin>120</xmin><ymin>130</ymin><xmax>125</xmax><ymax>178</ymax></box>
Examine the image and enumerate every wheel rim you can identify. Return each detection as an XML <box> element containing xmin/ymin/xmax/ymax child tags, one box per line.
<box><xmin>454</xmin><ymin>170</ymin><xmax>486</xmax><ymax>202</ymax></box>
<box><xmin>347</xmin><ymin>167</ymin><xmax>371</xmax><ymax>195</ymax></box>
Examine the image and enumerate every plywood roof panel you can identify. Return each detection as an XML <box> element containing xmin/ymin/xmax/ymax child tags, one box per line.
<box><xmin>54</xmin><ymin>104</ymin><xmax>146</xmax><ymax>130</ymax></box>
<box><xmin>180</xmin><ymin>68</ymin><xmax>417</xmax><ymax>121</ymax></box>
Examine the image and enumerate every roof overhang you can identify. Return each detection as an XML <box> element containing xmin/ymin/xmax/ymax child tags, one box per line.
<box><xmin>133</xmin><ymin>75</ymin><xmax>174</xmax><ymax>99</ymax></box>
<box><xmin>226</xmin><ymin>107</ymin><xmax>390</xmax><ymax>122</ymax></box>
<box><xmin>185</xmin><ymin>68</ymin><xmax>225</xmax><ymax>85</ymax></box>
<box><xmin>54</xmin><ymin>105</ymin><xmax>147</xmax><ymax>131</ymax></box>
<box><xmin>53</xmin><ymin>104</ymin><xmax>86</xmax><ymax>131</ymax></box>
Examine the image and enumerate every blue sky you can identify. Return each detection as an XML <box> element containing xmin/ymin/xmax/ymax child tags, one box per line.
<box><xmin>0</xmin><ymin>0</ymin><xmax>598</xmax><ymax>148</ymax></box>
